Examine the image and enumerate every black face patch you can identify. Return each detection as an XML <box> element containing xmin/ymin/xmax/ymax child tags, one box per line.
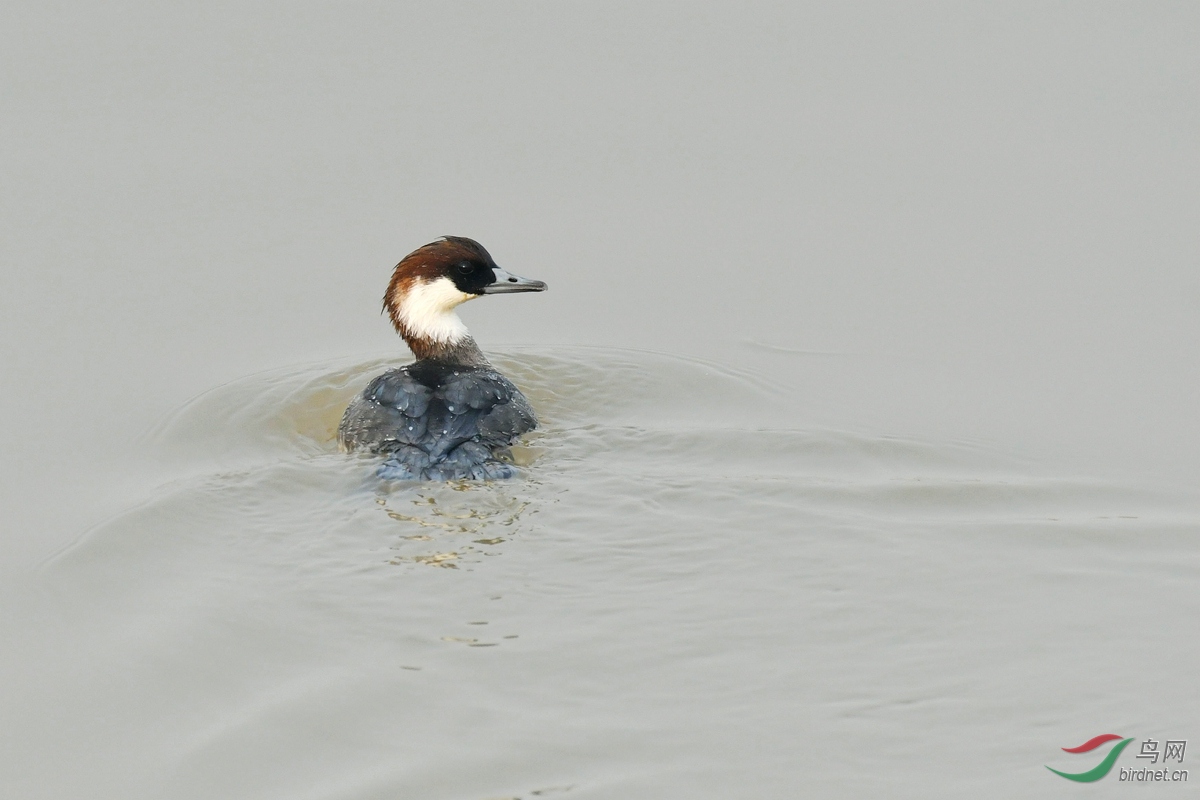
<box><xmin>448</xmin><ymin>258</ymin><xmax>497</xmax><ymax>295</ymax></box>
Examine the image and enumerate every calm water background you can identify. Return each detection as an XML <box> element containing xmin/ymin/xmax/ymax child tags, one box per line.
<box><xmin>2</xmin><ymin>3</ymin><xmax>1198</xmax><ymax>798</ymax></box>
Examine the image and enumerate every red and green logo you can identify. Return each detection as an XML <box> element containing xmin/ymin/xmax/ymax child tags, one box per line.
<box><xmin>1046</xmin><ymin>734</ymin><xmax>1134</xmax><ymax>782</ymax></box>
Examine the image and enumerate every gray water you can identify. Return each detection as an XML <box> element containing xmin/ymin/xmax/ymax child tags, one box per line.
<box><xmin>3</xmin><ymin>4</ymin><xmax>1199</xmax><ymax>799</ymax></box>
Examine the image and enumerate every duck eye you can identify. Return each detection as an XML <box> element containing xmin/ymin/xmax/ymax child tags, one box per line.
<box><xmin>455</xmin><ymin>263</ymin><xmax>473</xmax><ymax>275</ymax></box>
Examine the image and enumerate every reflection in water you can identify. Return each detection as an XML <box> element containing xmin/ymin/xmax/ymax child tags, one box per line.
<box><xmin>28</xmin><ymin>347</ymin><xmax>1200</xmax><ymax>800</ymax></box>
<box><xmin>380</xmin><ymin>487</ymin><xmax>534</xmax><ymax>569</ymax></box>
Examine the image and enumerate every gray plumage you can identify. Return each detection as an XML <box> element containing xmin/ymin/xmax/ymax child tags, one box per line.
<box><xmin>339</xmin><ymin>363</ymin><xmax>537</xmax><ymax>481</ymax></box>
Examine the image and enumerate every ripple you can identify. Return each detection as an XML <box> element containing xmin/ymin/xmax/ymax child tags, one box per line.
<box><xmin>55</xmin><ymin>346</ymin><xmax>1192</xmax><ymax>577</ymax></box>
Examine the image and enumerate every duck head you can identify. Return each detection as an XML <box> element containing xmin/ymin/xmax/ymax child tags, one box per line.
<box><xmin>383</xmin><ymin>236</ymin><xmax>546</xmax><ymax>363</ymax></box>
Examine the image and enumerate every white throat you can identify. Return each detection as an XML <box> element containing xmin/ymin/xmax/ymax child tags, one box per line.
<box><xmin>396</xmin><ymin>276</ymin><xmax>475</xmax><ymax>343</ymax></box>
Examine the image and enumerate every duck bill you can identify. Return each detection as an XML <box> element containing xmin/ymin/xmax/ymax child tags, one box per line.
<box><xmin>482</xmin><ymin>268</ymin><xmax>548</xmax><ymax>294</ymax></box>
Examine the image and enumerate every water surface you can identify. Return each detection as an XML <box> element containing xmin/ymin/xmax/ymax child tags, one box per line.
<box><xmin>3</xmin><ymin>4</ymin><xmax>1199</xmax><ymax>798</ymax></box>
<box><xmin>10</xmin><ymin>348</ymin><xmax>1196</xmax><ymax>799</ymax></box>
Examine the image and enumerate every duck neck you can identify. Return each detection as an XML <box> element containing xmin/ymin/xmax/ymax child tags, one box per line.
<box><xmin>404</xmin><ymin>332</ymin><xmax>490</xmax><ymax>367</ymax></box>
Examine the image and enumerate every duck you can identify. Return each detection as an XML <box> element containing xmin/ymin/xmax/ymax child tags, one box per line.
<box><xmin>338</xmin><ymin>236</ymin><xmax>547</xmax><ymax>481</ymax></box>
